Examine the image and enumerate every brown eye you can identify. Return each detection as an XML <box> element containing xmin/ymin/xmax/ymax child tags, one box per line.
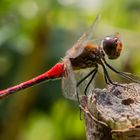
<box><xmin>102</xmin><ymin>36</ymin><xmax>122</xmax><ymax>59</ymax></box>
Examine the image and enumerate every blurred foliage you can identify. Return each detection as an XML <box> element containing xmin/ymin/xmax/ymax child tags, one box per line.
<box><xmin>0</xmin><ymin>0</ymin><xmax>140</xmax><ymax>140</ymax></box>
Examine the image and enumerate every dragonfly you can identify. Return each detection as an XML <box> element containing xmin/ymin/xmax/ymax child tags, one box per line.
<box><xmin>0</xmin><ymin>16</ymin><xmax>140</xmax><ymax>100</ymax></box>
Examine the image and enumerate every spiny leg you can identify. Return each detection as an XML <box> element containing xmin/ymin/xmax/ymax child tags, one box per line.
<box><xmin>76</xmin><ymin>67</ymin><xmax>98</xmax><ymax>120</ymax></box>
<box><xmin>84</xmin><ymin>67</ymin><xmax>98</xmax><ymax>95</ymax></box>
<box><xmin>101</xmin><ymin>60</ymin><xmax>132</xmax><ymax>91</ymax></box>
<box><xmin>100</xmin><ymin>60</ymin><xmax>122</xmax><ymax>86</ymax></box>
<box><xmin>103</xmin><ymin>59</ymin><xmax>140</xmax><ymax>84</ymax></box>
<box><xmin>76</xmin><ymin>68</ymin><xmax>97</xmax><ymax>87</ymax></box>
<box><xmin>76</xmin><ymin>68</ymin><xmax>97</xmax><ymax>104</ymax></box>
<box><xmin>103</xmin><ymin>68</ymin><xmax>110</xmax><ymax>84</ymax></box>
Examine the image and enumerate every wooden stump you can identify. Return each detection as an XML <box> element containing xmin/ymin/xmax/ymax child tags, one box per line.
<box><xmin>80</xmin><ymin>83</ymin><xmax>140</xmax><ymax>140</ymax></box>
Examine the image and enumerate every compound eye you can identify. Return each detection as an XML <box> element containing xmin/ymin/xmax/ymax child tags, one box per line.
<box><xmin>103</xmin><ymin>36</ymin><xmax>122</xmax><ymax>59</ymax></box>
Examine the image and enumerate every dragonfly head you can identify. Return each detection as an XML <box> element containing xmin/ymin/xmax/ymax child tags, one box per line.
<box><xmin>102</xmin><ymin>33</ymin><xmax>122</xmax><ymax>59</ymax></box>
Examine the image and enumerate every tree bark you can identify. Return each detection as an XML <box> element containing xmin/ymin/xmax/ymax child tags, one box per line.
<box><xmin>80</xmin><ymin>83</ymin><xmax>140</xmax><ymax>140</ymax></box>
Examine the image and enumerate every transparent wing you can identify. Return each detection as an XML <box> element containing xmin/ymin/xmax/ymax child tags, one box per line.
<box><xmin>62</xmin><ymin>16</ymin><xmax>100</xmax><ymax>100</ymax></box>
<box><xmin>62</xmin><ymin>58</ymin><xmax>95</xmax><ymax>100</ymax></box>
<box><xmin>65</xmin><ymin>15</ymin><xmax>100</xmax><ymax>59</ymax></box>
<box><xmin>62</xmin><ymin>59</ymin><xmax>77</xmax><ymax>100</ymax></box>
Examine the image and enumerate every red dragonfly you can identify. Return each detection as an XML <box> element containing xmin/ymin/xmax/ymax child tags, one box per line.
<box><xmin>0</xmin><ymin>16</ymin><xmax>140</xmax><ymax>100</ymax></box>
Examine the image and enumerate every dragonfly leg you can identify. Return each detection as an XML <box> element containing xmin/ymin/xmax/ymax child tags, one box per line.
<box><xmin>76</xmin><ymin>67</ymin><xmax>98</xmax><ymax>104</ymax></box>
<box><xmin>101</xmin><ymin>61</ymin><xmax>137</xmax><ymax>92</ymax></box>
<box><xmin>103</xmin><ymin>69</ymin><xmax>110</xmax><ymax>84</ymax></box>
<box><xmin>101</xmin><ymin>60</ymin><xmax>121</xmax><ymax>87</ymax></box>
<box><xmin>76</xmin><ymin>68</ymin><xmax>97</xmax><ymax>87</ymax></box>
<box><xmin>103</xmin><ymin>59</ymin><xmax>140</xmax><ymax>84</ymax></box>
<box><xmin>84</xmin><ymin>67</ymin><xmax>98</xmax><ymax>95</ymax></box>
<box><xmin>76</xmin><ymin>67</ymin><xmax>98</xmax><ymax>120</ymax></box>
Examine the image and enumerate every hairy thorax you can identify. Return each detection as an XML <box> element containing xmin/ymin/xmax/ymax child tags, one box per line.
<box><xmin>70</xmin><ymin>44</ymin><xmax>102</xmax><ymax>70</ymax></box>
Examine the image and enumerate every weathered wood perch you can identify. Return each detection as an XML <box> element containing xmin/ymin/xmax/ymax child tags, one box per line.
<box><xmin>80</xmin><ymin>83</ymin><xmax>140</xmax><ymax>140</ymax></box>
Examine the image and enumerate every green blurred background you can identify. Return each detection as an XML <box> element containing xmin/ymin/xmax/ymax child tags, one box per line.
<box><xmin>0</xmin><ymin>0</ymin><xmax>140</xmax><ymax>140</ymax></box>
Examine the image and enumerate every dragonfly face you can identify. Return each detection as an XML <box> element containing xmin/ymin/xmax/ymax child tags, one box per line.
<box><xmin>102</xmin><ymin>36</ymin><xmax>122</xmax><ymax>59</ymax></box>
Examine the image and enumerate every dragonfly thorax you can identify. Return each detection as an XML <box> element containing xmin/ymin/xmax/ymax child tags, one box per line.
<box><xmin>70</xmin><ymin>43</ymin><xmax>104</xmax><ymax>70</ymax></box>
